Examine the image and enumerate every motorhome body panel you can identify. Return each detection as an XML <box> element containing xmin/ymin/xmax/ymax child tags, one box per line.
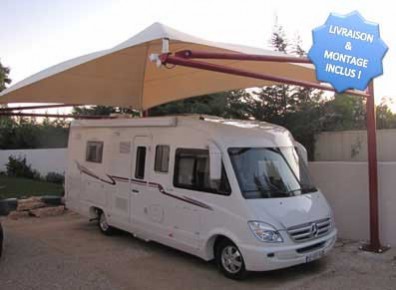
<box><xmin>65</xmin><ymin>116</ymin><xmax>336</xmax><ymax>272</ymax></box>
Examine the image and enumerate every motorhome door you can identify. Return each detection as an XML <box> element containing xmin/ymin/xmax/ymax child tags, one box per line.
<box><xmin>130</xmin><ymin>136</ymin><xmax>152</xmax><ymax>232</ymax></box>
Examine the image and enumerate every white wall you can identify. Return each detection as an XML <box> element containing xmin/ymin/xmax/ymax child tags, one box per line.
<box><xmin>309</xmin><ymin>162</ymin><xmax>396</xmax><ymax>247</ymax></box>
<box><xmin>315</xmin><ymin>129</ymin><xmax>396</xmax><ymax>161</ymax></box>
<box><xmin>0</xmin><ymin>148</ymin><xmax>67</xmax><ymax>176</ymax></box>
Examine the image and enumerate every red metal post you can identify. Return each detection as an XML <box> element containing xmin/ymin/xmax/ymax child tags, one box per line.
<box><xmin>361</xmin><ymin>81</ymin><xmax>388</xmax><ymax>253</ymax></box>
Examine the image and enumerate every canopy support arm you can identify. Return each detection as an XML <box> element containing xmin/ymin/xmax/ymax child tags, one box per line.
<box><xmin>175</xmin><ymin>49</ymin><xmax>312</xmax><ymax>63</ymax></box>
<box><xmin>158</xmin><ymin>53</ymin><xmax>368</xmax><ymax>97</ymax></box>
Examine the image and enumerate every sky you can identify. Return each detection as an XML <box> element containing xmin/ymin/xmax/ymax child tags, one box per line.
<box><xmin>1</xmin><ymin>0</ymin><xmax>395</xmax><ymax>112</ymax></box>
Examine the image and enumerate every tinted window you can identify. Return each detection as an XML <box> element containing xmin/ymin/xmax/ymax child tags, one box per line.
<box><xmin>86</xmin><ymin>141</ymin><xmax>103</xmax><ymax>163</ymax></box>
<box><xmin>174</xmin><ymin>148</ymin><xmax>231</xmax><ymax>195</ymax></box>
<box><xmin>155</xmin><ymin>145</ymin><xmax>170</xmax><ymax>173</ymax></box>
<box><xmin>135</xmin><ymin>146</ymin><xmax>146</xmax><ymax>179</ymax></box>
<box><xmin>228</xmin><ymin>147</ymin><xmax>317</xmax><ymax>199</ymax></box>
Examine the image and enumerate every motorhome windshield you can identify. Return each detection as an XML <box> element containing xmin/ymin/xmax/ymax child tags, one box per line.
<box><xmin>228</xmin><ymin>147</ymin><xmax>317</xmax><ymax>199</ymax></box>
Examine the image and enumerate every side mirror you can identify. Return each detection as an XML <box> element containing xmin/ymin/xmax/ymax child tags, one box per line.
<box><xmin>294</xmin><ymin>142</ymin><xmax>308</xmax><ymax>164</ymax></box>
<box><xmin>209</xmin><ymin>143</ymin><xmax>222</xmax><ymax>180</ymax></box>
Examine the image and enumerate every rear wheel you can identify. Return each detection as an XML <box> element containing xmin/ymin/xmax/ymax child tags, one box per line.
<box><xmin>98</xmin><ymin>211</ymin><xmax>115</xmax><ymax>236</ymax></box>
<box><xmin>215</xmin><ymin>239</ymin><xmax>248</xmax><ymax>280</ymax></box>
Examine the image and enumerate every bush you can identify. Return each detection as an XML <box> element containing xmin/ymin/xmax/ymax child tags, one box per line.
<box><xmin>45</xmin><ymin>172</ymin><xmax>64</xmax><ymax>184</ymax></box>
<box><xmin>5</xmin><ymin>155</ymin><xmax>41</xmax><ymax>179</ymax></box>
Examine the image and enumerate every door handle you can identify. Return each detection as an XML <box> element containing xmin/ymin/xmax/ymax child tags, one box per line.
<box><xmin>132</xmin><ymin>189</ymin><xmax>139</xmax><ymax>193</ymax></box>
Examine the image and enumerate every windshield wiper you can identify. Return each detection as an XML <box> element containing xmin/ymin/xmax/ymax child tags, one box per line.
<box><xmin>284</xmin><ymin>187</ymin><xmax>318</xmax><ymax>195</ymax></box>
<box><xmin>301</xmin><ymin>186</ymin><xmax>318</xmax><ymax>193</ymax></box>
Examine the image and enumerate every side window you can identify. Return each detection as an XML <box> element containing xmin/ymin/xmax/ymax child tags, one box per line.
<box><xmin>135</xmin><ymin>146</ymin><xmax>147</xmax><ymax>179</ymax></box>
<box><xmin>86</xmin><ymin>141</ymin><xmax>103</xmax><ymax>163</ymax></box>
<box><xmin>154</xmin><ymin>145</ymin><xmax>170</xmax><ymax>173</ymax></box>
<box><xmin>173</xmin><ymin>148</ymin><xmax>231</xmax><ymax>195</ymax></box>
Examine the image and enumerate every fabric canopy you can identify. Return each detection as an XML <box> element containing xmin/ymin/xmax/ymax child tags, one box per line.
<box><xmin>0</xmin><ymin>22</ymin><xmax>320</xmax><ymax>110</ymax></box>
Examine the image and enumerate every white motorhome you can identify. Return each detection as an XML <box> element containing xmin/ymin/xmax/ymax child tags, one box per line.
<box><xmin>65</xmin><ymin>115</ymin><xmax>337</xmax><ymax>279</ymax></box>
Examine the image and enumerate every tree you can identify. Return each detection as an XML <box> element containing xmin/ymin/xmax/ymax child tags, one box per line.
<box><xmin>0</xmin><ymin>60</ymin><xmax>11</xmax><ymax>92</ymax></box>
<box><xmin>291</xmin><ymin>34</ymin><xmax>306</xmax><ymax>57</ymax></box>
<box><xmin>376</xmin><ymin>98</ymin><xmax>396</xmax><ymax>129</ymax></box>
<box><xmin>72</xmin><ymin>105</ymin><xmax>139</xmax><ymax>117</ymax></box>
<box><xmin>270</xmin><ymin>22</ymin><xmax>288</xmax><ymax>54</ymax></box>
<box><xmin>73</xmin><ymin>106</ymin><xmax>117</xmax><ymax>116</ymax></box>
<box><xmin>0</xmin><ymin>117</ymin><xmax>69</xmax><ymax>149</ymax></box>
<box><xmin>73</xmin><ymin>91</ymin><xmax>249</xmax><ymax>119</ymax></box>
<box><xmin>255</xmin><ymin>24</ymin><xmax>291</xmax><ymax>124</ymax></box>
<box><xmin>322</xmin><ymin>94</ymin><xmax>366</xmax><ymax>131</ymax></box>
<box><xmin>239</xmin><ymin>25</ymin><xmax>325</xmax><ymax>159</ymax></box>
<box><xmin>148</xmin><ymin>90</ymin><xmax>247</xmax><ymax>118</ymax></box>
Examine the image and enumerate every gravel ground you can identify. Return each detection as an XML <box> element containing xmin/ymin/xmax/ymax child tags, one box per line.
<box><xmin>1</xmin><ymin>211</ymin><xmax>396</xmax><ymax>290</ymax></box>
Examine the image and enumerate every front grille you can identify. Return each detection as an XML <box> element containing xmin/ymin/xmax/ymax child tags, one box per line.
<box><xmin>287</xmin><ymin>218</ymin><xmax>332</xmax><ymax>243</ymax></box>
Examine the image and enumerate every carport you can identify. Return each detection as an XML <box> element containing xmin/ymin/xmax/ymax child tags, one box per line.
<box><xmin>0</xmin><ymin>22</ymin><xmax>384</xmax><ymax>252</ymax></box>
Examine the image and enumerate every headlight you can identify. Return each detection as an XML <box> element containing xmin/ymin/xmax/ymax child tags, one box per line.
<box><xmin>248</xmin><ymin>221</ymin><xmax>283</xmax><ymax>243</ymax></box>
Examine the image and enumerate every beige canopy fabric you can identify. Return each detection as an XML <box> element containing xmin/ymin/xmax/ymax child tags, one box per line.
<box><xmin>0</xmin><ymin>22</ymin><xmax>320</xmax><ymax>110</ymax></box>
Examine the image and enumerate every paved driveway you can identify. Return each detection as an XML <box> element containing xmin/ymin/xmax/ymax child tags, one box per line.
<box><xmin>0</xmin><ymin>212</ymin><xmax>395</xmax><ymax>290</ymax></box>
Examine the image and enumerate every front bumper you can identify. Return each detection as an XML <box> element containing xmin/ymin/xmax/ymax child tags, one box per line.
<box><xmin>240</xmin><ymin>228</ymin><xmax>337</xmax><ymax>271</ymax></box>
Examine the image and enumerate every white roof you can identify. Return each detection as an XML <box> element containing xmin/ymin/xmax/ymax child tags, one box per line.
<box><xmin>71</xmin><ymin>115</ymin><xmax>294</xmax><ymax>147</ymax></box>
<box><xmin>0</xmin><ymin>22</ymin><xmax>318</xmax><ymax>110</ymax></box>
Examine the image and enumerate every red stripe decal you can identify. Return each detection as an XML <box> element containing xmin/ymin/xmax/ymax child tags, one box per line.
<box><xmin>75</xmin><ymin>161</ymin><xmax>212</xmax><ymax>211</ymax></box>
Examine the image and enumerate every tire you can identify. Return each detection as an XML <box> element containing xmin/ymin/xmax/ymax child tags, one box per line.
<box><xmin>97</xmin><ymin>210</ymin><xmax>115</xmax><ymax>236</ymax></box>
<box><xmin>215</xmin><ymin>239</ymin><xmax>248</xmax><ymax>280</ymax></box>
<box><xmin>0</xmin><ymin>198</ymin><xmax>18</xmax><ymax>216</ymax></box>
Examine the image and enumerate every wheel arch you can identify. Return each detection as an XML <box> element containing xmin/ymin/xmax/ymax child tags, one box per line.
<box><xmin>203</xmin><ymin>231</ymin><xmax>240</xmax><ymax>261</ymax></box>
<box><xmin>89</xmin><ymin>206</ymin><xmax>103</xmax><ymax>219</ymax></box>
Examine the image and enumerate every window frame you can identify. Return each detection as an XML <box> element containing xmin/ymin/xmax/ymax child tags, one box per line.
<box><xmin>154</xmin><ymin>145</ymin><xmax>170</xmax><ymax>173</ymax></box>
<box><xmin>173</xmin><ymin>148</ymin><xmax>231</xmax><ymax>196</ymax></box>
<box><xmin>85</xmin><ymin>141</ymin><xmax>104</xmax><ymax>163</ymax></box>
<box><xmin>134</xmin><ymin>146</ymin><xmax>147</xmax><ymax>180</ymax></box>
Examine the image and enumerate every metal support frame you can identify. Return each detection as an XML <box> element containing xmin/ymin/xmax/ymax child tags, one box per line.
<box><xmin>175</xmin><ymin>50</ymin><xmax>312</xmax><ymax>63</ymax></box>
<box><xmin>0</xmin><ymin>112</ymin><xmax>114</xmax><ymax>119</ymax></box>
<box><xmin>0</xmin><ymin>104</ymin><xmax>78</xmax><ymax>112</ymax></box>
<box><xmin>158</xmin><ymin>48</ymin><xmax>384</xmax><ymax>253</ymax></box>
<box><xmin>0</xmin><ymin>104</ymin><xmax>116</xmax><ymax>119</ymax></box>
<box><xmin>159</xmin><ymin>52</ymin><xmax>368</xmax><ymax>97</ymax></box>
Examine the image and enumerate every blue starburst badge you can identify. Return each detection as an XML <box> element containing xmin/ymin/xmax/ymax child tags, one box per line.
<box><xmin>308</xmin><ymin>11</ymin><xmax>388</xmax><ymax>92</ymax></box>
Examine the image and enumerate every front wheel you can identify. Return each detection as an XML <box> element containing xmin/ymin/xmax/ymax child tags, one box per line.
<box><xmin>216</xmin><ymin>239</ymin><xmax>248</xmax><ymax>280</ymax></box>
<box><xmin>98</xmin><ymin>211</ymin><xmax>115</xmax><ymax>236</ymax></box>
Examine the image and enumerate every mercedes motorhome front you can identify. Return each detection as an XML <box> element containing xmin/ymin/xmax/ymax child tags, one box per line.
<box><xmin>65</xmin><ymin>115</ymin><xmax>337</xmax><ymax>279</ymax></box>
